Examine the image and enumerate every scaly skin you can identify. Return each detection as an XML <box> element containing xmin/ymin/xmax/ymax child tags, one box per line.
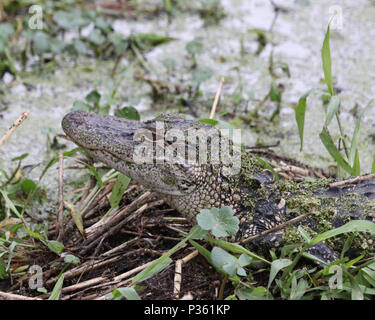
<box><xmin>62</xmin><ymin>111</ymin><xmax>375</xmax><ymax>263</ymax></box>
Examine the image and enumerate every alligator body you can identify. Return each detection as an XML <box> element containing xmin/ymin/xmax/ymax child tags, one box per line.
<box><xmin>62</xmin><ymin>111</ymin><xmax>375</xmax><ymax>263</ymax></box>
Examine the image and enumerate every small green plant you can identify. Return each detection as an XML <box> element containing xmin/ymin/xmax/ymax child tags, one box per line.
<box><xmin>295</xmin><ymin>23</ymin><xmax>374</xmax><ymax>177</ymax></box>
<box><xmin>112</xmin><ymin>204</ymin><xmax>375</xmax><ymax>300</ymax></box>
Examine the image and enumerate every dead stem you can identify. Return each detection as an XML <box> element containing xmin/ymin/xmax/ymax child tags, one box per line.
<box><xmin>0</xmin><ymin>111</ymin><xmax>29</xmax><ymax>148</ymax></box>
<box><xmin>56</xmin><ymin>152</ymin><xmax>65</xmax><ymax>242</ymax></box>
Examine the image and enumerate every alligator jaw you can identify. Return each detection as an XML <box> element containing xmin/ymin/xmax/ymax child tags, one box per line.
<box><xmin>62</xmin><ymin>110</ymin><xmax>143</xmax><ymax>163</ymax></box>
<box><xmin>61</xmin><ymin>110</ymin><xmax>198</xmax><ymax>196</ymax></box>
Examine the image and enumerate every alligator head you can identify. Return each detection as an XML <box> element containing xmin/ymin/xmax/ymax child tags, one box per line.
<box><xmin>62</xmin><ymin>110</ymin><xmax>246</xmax><ymax>222</ymax></box>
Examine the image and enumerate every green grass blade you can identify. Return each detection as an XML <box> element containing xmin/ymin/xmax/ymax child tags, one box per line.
<box><xmin>352</xmin><ymin>149</ymin><xmax>360</xmax><ymax>176</ymax></box>
<box><xmin>109</xmin><ymin>174</ymin><xmax>131</xmax><ymax>208</ymax></box>
<box><xmin>319</xmin><ymin>126</ymin><xmax>353</xmax><ymax>174</ymax></box>
<box><xmin>309</xmin><ymin>220</ymin><xmax>375</xmax><ymax>246</ymax></box>
<box><xmin>48</xmin><ymin>273</ymin><xmax>64</xmax><ymax>300</ymax></box>
<box><xmin>324</xmin><ymin>95</ymin><xmax>340</xmax><ymax>127</ymax></box>
<box><xmin>349</xmin><ymin>99</ymin><xmax>374</xmax><ymax>164</ymax></box>
<box><xmin>253</xmin><ymin>154</ymin><xmax>279</xmax><ymax>181</ymax></box>
<box><xmin>0</xmin><ymin>189</ymin><xmax>22</xmax><ymax>218</ymax></box>
<box><xmin>111</xmin><ymin>287</ymin><xmax>141</xmax><ymax>300</ymax></box>
<box><xmin>83</xmin><ymin>163</ymin><xmax>103</xmax><ymax>187</ymax></box>
<box><xmin>372</xmin><ymin>156</ymin><xmax>375</xmax><ymax>174</ymax></box>
<box><xmin>206</xmin><ymin>237</ymin><xmax>270</xmax><ymax>265</ymax></box>
<box><xmin>322</xmin><ymin>24</ymin><xmax>334</xmax><ymax>96</ymax></box>
<box><xmin>295</xmin><ymin>88</ymin><xmax>326</xmax><ymax>151</ymax></box>
<box><xmin>189</xmin><ymin>239</ymin><xmax>212</xmax><ymax>264</ymax></box>
<box><xmin>131</xmin><ymin>225</ymin><xmax>204</xmax><ymax>284</ymax></box>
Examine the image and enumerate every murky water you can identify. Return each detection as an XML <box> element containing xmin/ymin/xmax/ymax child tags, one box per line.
<box><xmin>1</xmin><ymin>0</ymin><xmax>375</xmax><ymax>197</ymax></box>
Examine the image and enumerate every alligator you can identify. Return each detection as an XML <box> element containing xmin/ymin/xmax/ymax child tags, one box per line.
<box><xmin>62</xmin><ymin>111</ymin><xmax>375</xmax><ymax>264</ymax></box>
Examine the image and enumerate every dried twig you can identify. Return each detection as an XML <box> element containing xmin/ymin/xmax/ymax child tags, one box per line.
<box><xmin>56</xmin><ymin>152</ymin><xmax>64</xmax><ymax>242</ymax></box>
<box><xmin>0</xmin><ymin>111</ymin><xmax>29</xmax><ymax>148</ymax></box>
<box><xmin>0</xmin><ymin>291</ymin><xmax>42</xmax><ymax>300</ymax></box>
<box><xmin>329</xmin><ymin>174</ymin><xmax>375</xmax><ymax>188</ymax></box>
<box><xmin>173</xmin><ymin>250</ymin><xmax>198</xmax><ymax>299</ymax></box>
<box><xmin>209</xmin><ymin>77</ymin><xmax>225</xmax><ymax>119</ymax></box>
<box><xmin>218</xmin><ymin>275</ymin><xmax>228</xmax><ymax>300</ymax></box>
<box><xmin>173</xmin><ymin>259</ymin><xmax>182</xmax><ymax>298</ymax></box>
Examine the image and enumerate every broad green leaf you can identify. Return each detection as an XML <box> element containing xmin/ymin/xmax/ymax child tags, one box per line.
<box><xmin>290</xmin><ymin>277</ymin><xmax>308</xmax><ymax>300</ymax></box>
<box><xmin>192</xmin><ymin>66</ymin><xmax>213</xmax><ymax>84</ymax></box>
<box><xmin>322</xmin><ymin>24</ymin><xmax>334</xmax><ymax>95</ymax></box>
<box><xmin>50</xmin><ymin>38</ymin><xmax>65</xmax><ymax>54</ymax></box>
<box><xmin>162</xmin><ymin>58</ymin><xmax>176</xmax><ymax>71</ymax></box>
<box><xmin>109</xmin><ymin>33</ymin><xmax>128</xmax><ymax>56</ymax></box>
<box><xmin>238</xmin><ymin>253</ymin><xmax>253</xmax><ymax>267</ymax></box>
<box><xmin>53</xmin><ymin>10</ymin><xmax>88</xmax><ymax>30</ymax></box>
<box><xmin>211</xmin><ymin>247</ymin><xmax>250</xmax><ymax>277</ymax></box>
<box><xmin>33</xmin><ymin>31</ymin><xmax>51</xmax><ymax>54</ymax></box>
<box><xmin>114</xmin><ymin>106</ymin><xmax>140</xmax><ymax>121</ymax></box>
<box><xmin>23</xmin><ymin>227</ymin><xmax>64</xmax><ymax>255</ymax></box>
<box><xmin>85</xmin><ymin>90</ymin><xmax>101</xmax><ymax>105</ymax></box>
<box><xmin>186</xmin><ymin>40</ymin><xmax>203</xmax><ymax>55</ymax></box>
<box><xmin>94</xmin><ymin>16</ymin><xmax>110</xmax><ymax>31</ymax></box>
<box><xmin>21</xmin><ymin>179</ymin><xmax>37</xmax><ymax>195</ymax></box>
<box><xmin>109</xmin><ymin>174</ymin><xmax>131</xmax><ymax>208</ymax></box>
<box><xmin>73</xmin><ymin>39</ymin><xmax>86</xmax><ymax>54</ymax></box>
<box><xmin>72</xmin><ymin>100</ymin><xmax>92</xmax><ymax>112</ymax></box>
<box><xmin>48</xmin><ymin>273</ymin><xmax>64</xmax><ymax>300</ymax></box>
<box><xmin>188</xmin><ymin>224</ymin><xmax>208</xmax><ymax>240</ymax></box>
<box><xmin>319</xmin><ymin>126</ymin><xmax>353</xmax><ymax>174</ymax></box>
<box><xmin>211</xmin><ymin>246</ymin><xmax>238</xmax><ymax>276</ymax></box>
<box><xmin>0</xmin><ymin>23</ymin><xmax>15</xmax><ymax>40</ymax></box>
<box><xmin>46</xmin><ymin>240</ymin><xmax>64</xmax><ymax>255</ymax></box>
<box><xmin>197</xmin><ymin>206</ymin><xmax>239</xmax><ymax>237</ymax></box>
<box><xmin>88</xmin><ymin>28</ymin><xmax>105</xmax><ymax>46</ymax></box>
<box><xmin>324</xmin><ymin>95</ymin><xmax>340</xmax><ymax>127</ymax></box>
<box><xmin>236</xmin><ymin>286</ymin><xmax>272</xmax><ymax>300</ymax></box>
<box><xmin>268</xmin><ymin>259</ymin><xmax>292</xmax><ymax>289</ymax></box>
<box><xmin>63</xmin><ymin>254</ymin><xmax>80</xmax><ymax>265</ymax></box>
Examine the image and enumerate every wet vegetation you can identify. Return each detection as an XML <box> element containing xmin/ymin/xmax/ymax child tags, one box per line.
<box><xmin>0</xmin><ymin>0</ymin><xmax>375</xmax><ymax>300</ymax></box>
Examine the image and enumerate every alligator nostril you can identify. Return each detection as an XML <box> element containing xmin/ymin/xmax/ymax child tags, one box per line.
<box><xmin>62</xmin><ymin>110</ymin><xmax>89</xmax><ymax>132</ymax></box>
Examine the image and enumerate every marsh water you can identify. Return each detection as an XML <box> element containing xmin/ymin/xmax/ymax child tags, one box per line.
<box><xmin>1</xmin><ymin>0</ymin><xmax>375</xmax><ymax>197</ymax></box>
